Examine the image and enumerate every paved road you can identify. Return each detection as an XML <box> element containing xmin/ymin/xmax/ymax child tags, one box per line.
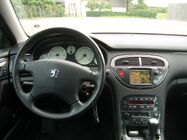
<box><xmin>20</xmin><ymin>17</ymin><xmax>187</xmax><ymax>36</ymax></box>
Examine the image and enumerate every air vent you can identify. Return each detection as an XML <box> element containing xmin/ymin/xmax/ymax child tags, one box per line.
<box><xmin>115</xmin><ymin>57</ymin><xmax>139</xmax><ymax>66</ymax></box>
<box><xmin>141</xmin><ymin>57</ymin><xmax>164</xmax><ymax>66</ymax></box>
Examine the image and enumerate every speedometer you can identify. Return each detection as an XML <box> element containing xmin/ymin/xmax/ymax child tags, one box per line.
<box><xmin>75</xmin><ymin>47</ymin><xmax>94</xmax><ymax>65</ymax></box>
<box><xmin>48</xmin><ymin>46</ymin><xmax>67</xmax><ymax>60</ymax></box>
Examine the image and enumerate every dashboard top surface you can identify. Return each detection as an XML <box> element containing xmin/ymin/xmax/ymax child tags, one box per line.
<box><xmin>91</xmin><ymin>33</ymin><xmax>187</xmax><ymax>51</ymax></box>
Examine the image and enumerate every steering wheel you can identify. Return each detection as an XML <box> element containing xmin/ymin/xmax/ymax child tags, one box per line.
<box><xmin>12</xmin><ymin>28</ymin><xmax>105</xmax><ymax>119</ymax></box>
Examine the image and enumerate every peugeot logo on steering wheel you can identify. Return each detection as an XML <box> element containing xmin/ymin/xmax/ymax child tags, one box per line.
<box><xmin>50</xmin><ymin>69</ymin><xmax>59</xmax><ymax>79</ymax></box>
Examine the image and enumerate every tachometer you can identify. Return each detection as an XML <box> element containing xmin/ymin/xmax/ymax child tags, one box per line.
<box><xmin>48</xmin><ymin>46</ymin><xmax>67</xmax><ymax>60</ymax></box>
<box><xmin>75</xmin><ymin>47</ymin><xmax>94</xmax><ymax>65</ymax></box>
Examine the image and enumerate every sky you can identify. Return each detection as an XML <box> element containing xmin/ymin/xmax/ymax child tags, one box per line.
<box><xmin>144</xmin><ymin>0</ymin><xmax>187</xmax><ymax>7</ymax></box>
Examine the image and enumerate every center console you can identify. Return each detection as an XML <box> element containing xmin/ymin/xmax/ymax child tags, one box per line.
<box><xmin>121</xmin><ymin>95</ymin><xmax>161</xmax><ymax>139</ymax></box>
<box><xmin>110</xmin><ymin>55</ymin><xmax>168</xmax><ymax>140</ymax></box>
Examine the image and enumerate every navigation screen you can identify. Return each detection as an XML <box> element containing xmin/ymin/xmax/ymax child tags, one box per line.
<box><xmin>130</xmin><ymin>70</ymin><xmax>151</xmax><ymax>85</ymax></box>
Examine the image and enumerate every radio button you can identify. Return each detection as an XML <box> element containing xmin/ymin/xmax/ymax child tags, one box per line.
<box><xmin>128</xmin><ymin>131</ymin><xmax>139</xmax><ymax>137</ymax></box>
<box><xmin>133</xmin><ymin>106</ymin><xmax>137</xmax><ymax>109</ymax></box>
<box><xmin>124</xmin><ymin>113</ymin><xmax>130</xmax><ymax>117</ymax></box>
<box><xmin>118</xmin><ymin>70</ymin><xmax>125</xmax><ymax>78</ymax></box>
<box><xmin>146</xmin><ymin>106</ymin><xmax>153</xmax><ymax>109</ymax></box>
<box><xmin>153</xmin><ymin>69</ymin><xmax>161</xmax><ymax>76</ymax></box>
<box><xmin>124</xmin><ymin>121</ymin><xmax>129</xmax><ymax>125</ymax></box>
<box><xmin>153</xmin><ymin>112</ymin><xmax>159</xmax><ymax>118</ymax></box>
<box><xmin>143</xmin><ymin>120</ymin><xmax>147</xmax><ymax>125</ymax></box>
<box><xmin>129</xmin><ymin>106</ymin><xmax>133</xmax><ymax>109</ymax></box>
<box><xmin>132</xmin><ymin>118</ymin><xmax>137</xmax><ymax>123</ymax></box>
<box><xmin>140</xmin><ymin>105</ymin><xmax>145</xmax><ymax>109</ymax></box>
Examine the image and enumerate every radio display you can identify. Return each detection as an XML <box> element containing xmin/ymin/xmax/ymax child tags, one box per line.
<box><xmin>130</xmin><ymin>69</ymin><xmax>151</xmax><ymax>85</ymax></box>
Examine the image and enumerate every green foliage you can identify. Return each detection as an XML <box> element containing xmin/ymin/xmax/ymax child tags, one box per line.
<box><xmin>125</xmin><ymin>0</ymin><xmax>133</xmax><ymax>12</ymax></box>
<box><xmin>31</xmin><ymin>0</ymin><xmax>55</xmax><ymax>6</ymax></box>
<box><xmin>52</xmin><ymin>5</ymin><xmax>65</xmax><ymax>17</ymax></box>
<box><xmin>12</xmin><ymin>0</ymin><xmax>167</xmax><ymax>19</ymax></box>
<box><xmin>125</xmin><ymin>0</ymin><xmax>159</xmax><ymax>18</ymax></box>
<box><xmin>12</xmin><ymin>0</ymin><xmax>55</xmax><ymax>6</ymax></box>
<box><xmin>86</xmin><ymin>0</ymin><xmax>98</xmax><ymax>11</ymax></box>
<box><xmin>86</xmin><ymin>0</ymin><xmax>111</xmax><ymax>11</ymax></box>
<box><xmin>20</xmin><ymin>0</ymin><xmax>32</xmax><ymax>6</ymax></box>
<box><xmin>87</xmin><ymin>9</ymin><xmax>157</xmax><ymax>18</ymax></box>
<box><xmin>11</xmin><ymin>0</ymin><xmax>64</xmax><ymax>18</ymax></box>
<box><xmin>86</xmin><ymin>11</ymin><xmax>125</xmax><ymax>17</ymax></box>
<box><xmin>137</xmin><ymin>0</ymin><xmax>148</xmax><ymax>9</ymax></box>
<box><xmin>126</xmin><ymin>9</ymin><xmax>157</xmax><ymax>18</ymax></box>
<box><xmin>149</xmin><ymin>7</ymin><xmax>167</xmax><ymax>13</ymax></box>
<box><xmin>130</xmin><ymin>0</ymin><xmax>148</xmax><ymax>10</ymax></box>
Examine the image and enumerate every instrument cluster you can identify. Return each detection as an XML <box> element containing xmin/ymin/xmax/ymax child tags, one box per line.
<box><xmin>35</xmin><ymin>43</ymin><xmax>98</xmax><ymax>67</ymax></box>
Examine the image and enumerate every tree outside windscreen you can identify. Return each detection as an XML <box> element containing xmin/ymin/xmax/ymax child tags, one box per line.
<box><xmin>12</xmin><ymin>0</ymin><xmax>168</xmax><ymax>19</ymax></box>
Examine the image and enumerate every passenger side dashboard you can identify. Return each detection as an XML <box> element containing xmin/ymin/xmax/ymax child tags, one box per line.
<box><xmin>91</xmin><ymin>34</ymin><xmax>187</xmax><ymax>140</ymax></box>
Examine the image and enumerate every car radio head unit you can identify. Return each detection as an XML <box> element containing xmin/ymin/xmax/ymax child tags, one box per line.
<box><xmin>111</xmin><ymin>55</ymin><xmax>168</xmax><ymax>89</ymax></box>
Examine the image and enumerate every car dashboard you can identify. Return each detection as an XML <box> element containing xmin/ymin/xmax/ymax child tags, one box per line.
<box><xmin>1</xmin><ymin>32</ymin><xmax>187</xmax><ymax>140</ymax></box>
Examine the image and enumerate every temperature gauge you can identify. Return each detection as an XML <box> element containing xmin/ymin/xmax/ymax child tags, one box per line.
<box><xmin>67</xmin><ymin>45</ymin><xmax>76</xmax><ymax>55</ymax></box>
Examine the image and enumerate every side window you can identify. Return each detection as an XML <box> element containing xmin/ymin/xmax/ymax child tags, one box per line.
<box><xmin>0</xmin><ymin>28</ymin><xmax>10</xmax><ymax>49</ymax></box>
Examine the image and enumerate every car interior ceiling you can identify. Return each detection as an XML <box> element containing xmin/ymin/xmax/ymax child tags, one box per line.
<box><xmin>1</xmin><ymin>4</ymin><xmax>187</xmax><ymax>140</ymax></box>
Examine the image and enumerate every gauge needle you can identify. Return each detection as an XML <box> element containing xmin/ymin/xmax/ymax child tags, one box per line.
<box><xmin>78</xmin><ymin>54</ymin><xmax>86</xmax><ymax>61</ymax></box>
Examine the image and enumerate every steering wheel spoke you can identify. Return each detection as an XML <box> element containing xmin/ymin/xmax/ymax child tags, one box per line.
<box><xmin>21</xmin><ymin>93</ymin><xmax>33</xmax><ymax>107</ymax></box>
<box><xmin>28</xmin><ymin>86</ymin><xmax>40</xmax><ymax>99</ymax></box>
<box><xmin>24</xmin><ymin>61</ymin><xmax>37</xmax><ymax>73</ymax></box>
<box><xmin>79</xmin><ymin>67</ymin><xmax>93</xmax><ymax>81</ymax></box>
<box><xmin>71</xmin><ymin>101</ymin><xmax>83</xmax><ymax>115</ymax></box>
<box><xmin>92</xmin><ymin>71</ymin><xmax>100</xmax><ymax>82</ymax></box>
<box><xmin>17</xmin><ymin>61</ymin><xmax>37</xmax><ymax>74</ymax></box>
<box><xmin>17</xmin><ymin>61</ymin><xmax>26</xmax><ymax>72</ymax></box>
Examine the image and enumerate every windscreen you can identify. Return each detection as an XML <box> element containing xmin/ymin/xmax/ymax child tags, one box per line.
<box><xmin>11</xmin><ymin>0</ymin><xmax>187</xmax><ymax>36</ymax></box>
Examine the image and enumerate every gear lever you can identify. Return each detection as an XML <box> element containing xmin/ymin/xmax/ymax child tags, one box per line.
<box><xmin>148</xmin><ymin>118</ymin><xmax>159</xmax><ymax>140</ymax></box>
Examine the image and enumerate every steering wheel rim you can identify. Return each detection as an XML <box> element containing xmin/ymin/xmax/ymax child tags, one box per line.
<box><xmin>12</xmin><ymin>28</ymin><xmax>105</xmax><ymax>119</ymax></box>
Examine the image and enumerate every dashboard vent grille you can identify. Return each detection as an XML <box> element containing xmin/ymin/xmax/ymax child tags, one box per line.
<box><xmin>115</xmin><ymin>57</ymin><xmax>139</xmax><ymax>66</ymax></box>
<box><xmin>141</xmin><ymin>57</ymin><xmax>164</xmax><ymax>66</ymax></box>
